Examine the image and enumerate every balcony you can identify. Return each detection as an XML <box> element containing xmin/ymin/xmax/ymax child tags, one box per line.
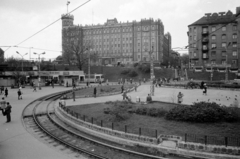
<box><xmin>202</xmin><ymin>38</ymin><xmax>209</xmax><ymax>43</ymax></box>
<box><xmin>202</xmin><ymin>53</ymin><xmax>209</xmax><ymax>59</ymax></box>
<box><xmin>202</xmin><ymin>30</ymin><xmax>208</xmax><ymax>35</ymax></box>
<box><xmin>202</xmin><ymin>46</ymin><xmax>208</xmax><ymax>51</ymax></box>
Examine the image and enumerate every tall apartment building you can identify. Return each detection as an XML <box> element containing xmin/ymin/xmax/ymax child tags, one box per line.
<box><xmin>163</xmin><ymin>32</ymin><xmax>172</xmax><ymax>61</ymax></box>
<box><xmin>61</xmin><ymin>14</ymin><xmax>170</xmax><ymax>65</ymax></box>
<box><xmin>0</xmin><ymin>48</ymin><xmax>4</xmax><ymax>63</ymax></box>
<box><xmin>188</xmin><ymin>7</ymin><xmax>240</xmax><ymax>71</ymax></box>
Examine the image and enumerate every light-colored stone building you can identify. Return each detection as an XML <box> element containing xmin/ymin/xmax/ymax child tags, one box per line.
<box><xmin>61</xmin><ymin>14</ymin><xmax>171</xmax><ymax>65</ymax></box>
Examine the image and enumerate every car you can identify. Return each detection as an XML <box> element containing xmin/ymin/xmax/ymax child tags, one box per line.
<box><xmin>106</xmin><ymin>64</ymin><xmax>113</xmax><ymax>67</ymax></box>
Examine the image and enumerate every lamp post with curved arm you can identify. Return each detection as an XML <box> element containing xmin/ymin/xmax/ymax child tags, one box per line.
<box><xmin>33</xmin><ymin>52</ymin><xmax>45</xmax><ymax>90</ymax></box>
<box><xmin>16</xmin><ymin>51</ymin><xmax>28</xmax><ymax>72</ymax></box>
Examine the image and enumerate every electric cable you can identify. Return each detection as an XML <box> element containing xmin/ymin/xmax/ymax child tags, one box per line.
<box><xmin>4</xmin><ymin>0</ymin><xmax>91</xmax><ymax>52</ymax></box>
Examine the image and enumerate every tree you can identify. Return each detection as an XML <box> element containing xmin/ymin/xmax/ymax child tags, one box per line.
<box><xmin>179</xmin><ymin>53</ymin><xmax>189</xmax><ymax>68</ymax></box>
<box><xmin>63</xmin><ymin>36</ymin><xmax>98</xmax><ymax>70</ymax></box>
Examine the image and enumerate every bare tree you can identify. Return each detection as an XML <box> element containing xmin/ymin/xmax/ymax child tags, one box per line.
<box><xmin>63</xmin><ymin>37</ymin><xmax>98</xmax><ymax>70</ymax></box>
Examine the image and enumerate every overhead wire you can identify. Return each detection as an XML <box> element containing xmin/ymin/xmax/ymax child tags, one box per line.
<box><xmin>3</xmin><ymin>0</ymin><xmax>91</xmax><ymax>52</ymax></box>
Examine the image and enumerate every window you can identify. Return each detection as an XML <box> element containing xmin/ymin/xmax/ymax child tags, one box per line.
<box><xmin>212</xmin><ymin>26</ymin><xmax>216</xmax><ymax>32</ymax></box>
<box><xmin>222</xmin><ymin>42</ymin><xmax>226</xmax><ymax>48</ymax></box>
<box><xmin>232</xmin><ymin>60</ymin><xmax>237</xmax><ymax>65</ymax></box>
<box><xmin>221</xmin><ymin>60</ymin><xmax>226</xmax><ymax>64</ymax></box>
<box><xmin>203</xmin><ymin>27</ymin><xmax>208</xmax><ymax>33</ymax></box>
<box><xmin>233</xmin><ymin>42</ymin><xmax>237</xmax><ymax>47</ymax></box>
<box><xmin>194</xmin><ymin>52</ymin><xmax>197</xmax><ymax>57</ymax></box>
<box><xmin>233</xmin><ymin>25</ymin><xmax>237</xmax><ymax>31</ymax></box>
<box><xmin>211</xmin><ymin>35</ymin><xmax>216</xmax><ymax>40</ymax></box>
<box><xmin>221</xmin><ymin>51</ymin><xmax>226</xmax><ymax>57</ymax></box>
<box><xmin>194</xmin><ymin>27</ymin><xmax>196</xmax><ymax>33</ymax></box>
<box><xmin>211</xmin><ymin>60</ymin><xmax>216</xmax><ymax>64</ymax></box>
<box><xmin>233</xmin><ymin>34</ymin><xmax>237</xmax><ymax>39</ymax></box>
<box><xmin>189</xmin><ymin>36</ymin><xmax>192</xmax><ymax>41</ymax></box>
<box><xmin>193</xmin><ymin>35</ymin><xmax>197</xmax><ymax>41</ymax></box>
<box><xmin>211</xmin><ymin>43</ymin><xmax>216</xmax><ymax>49</ymax></box>
<box><xmin>233</xmin><ymin>51</ymin><xmax>237</xmax><ymax>56</ymax></box>
<box><xmin>222</xmin><ymin>26</ymin><xmax>226</xmax><ymax>31</ymax></box>
<box><xmin>193</xmin><ymin>43</ymin><xmax>196</xmax><ymax>48</ymax></box>
<box><xmin>221</xmin><ymin>34</ymin><xmax>226</xmax><ymax>40</ymax></box>
<box><xmin>203</xmin><ymin>45</ymin><xmax>207</xmax><ymax>50</ymax></box>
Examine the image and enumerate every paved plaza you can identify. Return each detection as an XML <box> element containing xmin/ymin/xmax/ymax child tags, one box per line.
<box><xmin>66</xmin><ymin>84</ymin><xmax>239</xmax><ymax>107</ymax></box>
<box><xmin>0</xmin><ymin>84</ymin><xmax>238</xmax><ymax>159</ymax></box>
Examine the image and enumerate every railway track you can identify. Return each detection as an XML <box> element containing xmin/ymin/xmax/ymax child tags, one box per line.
<box><xmin>22</xmin><ymin>91</ymin><xmax>188</xmax><ymax>159</ymax></box>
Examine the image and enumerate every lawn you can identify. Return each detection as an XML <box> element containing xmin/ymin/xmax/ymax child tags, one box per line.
<box><xmin>68</xmin><ymin>101</ymin><xmax>240</xmax><ymax>140</ymax></box>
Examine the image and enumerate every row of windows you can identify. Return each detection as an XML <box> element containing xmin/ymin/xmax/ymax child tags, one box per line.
<box><xmin>189</xmin><ymin>25</ymin><xmax>237</xmax><ymax>33</ymax></box>
<box><xmin>83</xmin><ymin>25</ymin><xmax>157</xmax><ymax>35</ymax></box>
<box><xmin>190</xmin><ymin>51</ymin><xmax>237</xmax><ymax>57</ymax></box>
<box><xmin>189</xmin><ymin>33</ymin><xmax>237</xmax><ymax>42</ymax></box>
<box><xmin>209</xmin><ymin>42</ymin><xmax>237</xmax><ymax>49</ymax></box>
<box><xmin>190</xmin><ymin>60</ymin><xmax>238</xmax><ymax>66</ymax></box>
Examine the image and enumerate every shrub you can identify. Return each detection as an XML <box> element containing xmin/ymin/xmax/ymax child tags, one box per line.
<box><xmin>128</xmin><ymin>70</ymin><xmax>138</xmax><ymax>77</ymax></box>
<box><xmin>165</xmin><ymin>102</ymin><xmax>240</xmax><ymax>123</ymax></box>
<box><xmin>133</xmin><ymin>63</ymin><xmax>138</xmax><ymax>67</ymax></box>
<box><xmin>134</xmin><ymin>107</ymin><xmax>167</xmax><ymax>118</ymax></box>
<box><xmin>121</xmin><ymin>69</ymin><xmax>131</xmax><ymax>75</ymax></box>
<box><xmin>105</xmin><ymin>101</ymin><xmax>134</xmax><ymax>122</ymax></box>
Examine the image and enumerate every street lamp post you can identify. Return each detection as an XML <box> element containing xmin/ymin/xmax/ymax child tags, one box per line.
<box><xmin>149</xmin><ymin>46</ymin><xmax>155</xmax><ymax>96</ymax></box>
<box><xmin>16</xmin><ymin>51</ymin><xmax>28</xmax><ymax>72</ymax></box>
<box><xmin>33</xmin><ymin>52</ymin><xmax>45</xmax><ymax>90</ymax></box>
<box><xmin>86</xmin><ymin>48</ymin><xmax>91</xmax><ymax>86</ymax></box>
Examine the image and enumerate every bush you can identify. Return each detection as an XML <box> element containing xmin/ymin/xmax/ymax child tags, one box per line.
<box><xmin>134</xmin><ymin>107</ymin><xmax>167</xmax><ymax>118</ymax></box>
<box><xmin>165</xmin><ymin>102</ymin><xmax>240</xmax><ymax>123</ymax></box>
<box><xmin>133</xmin><ymin>63</ymin><xmax>138</xmax><ymax>67</ymax></box>
<box><xmin>121</xmin><ymin>69</ymin><xmax>131</xmax><ymax>75</ymax></box>
<box><xmin>105</xmin><ymin>101</ymin><xmax>134</xmax><ymax>122</ymax></box>
<box><xmin>128</xmin><ymin>70</ymin><xmax>138</xmax><ymax>77</ymax></box>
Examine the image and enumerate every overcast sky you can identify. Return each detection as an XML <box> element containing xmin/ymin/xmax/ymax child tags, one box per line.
<box><xmin>0</xmin><ymin>0</ymin><xmax>239</xmax><ymax>60</ymax></box>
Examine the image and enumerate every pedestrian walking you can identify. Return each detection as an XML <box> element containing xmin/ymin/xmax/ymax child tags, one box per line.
<box><xmin>4</xmin><ymin>88</ymin><xmax>8</xmax><ymax>97</ymax></box>
<box><xmin>203</xmin><ymin>83</ymin><xmax>207</xmax><ymax>95</ymax></box>
<box><xmin>177</xmin><ymin>92</ymin><xmax>184</xmax><ymax>104</ymax></box>
<box><xmin>1</xmin><ymin>102</ymin><xmax>12</xmax><ymax>123</ymax></box>
<box><xmin>122</xmin><ymin>91</ymin><xmax>127</xmax><ymax>100</ymax></box>
<box><xmin>0</xmin><ymin>97</ymin><xmax>6</xmax><ymax>110</ymax></box>
<box><xmin>146</xmin><ymin>94</ymin><xmax>152</xmax><ymax>103</ymax></box>
<box><xmin>134</xmin><ymin>85</ymin><xmax>137</xmax><ymax>92</ymax></box>
<box><xmin>51</xmin><ymin>81</ymin><xmax>54</xmax><ymax>88</ymax></box>
<box><xmin>0</xmin><ymin>86</ymin><xmax>3</xmax><ymax>94</ymax></box>
<box><xmin>93</xmin><ymin>87</ymin><xmax>97</xmax><ymax>98</ymax></box>
<box><xmin>121</xmin><ymin>85</ymin><xmax>124</xmax><ymax>93</ymax></box>
<box><xmin>72</xmin><ymin>90</ymin><xmax>75</xmax><ymax>101</ymax></box>
<box><xmin>18</xmin><ymin>89</ymin><xmax>22</xmax><ymax>100</ymax></box>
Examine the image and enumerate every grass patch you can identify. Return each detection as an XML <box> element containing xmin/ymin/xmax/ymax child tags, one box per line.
<box><xmin>69</xmin><ymin>101</ymin><xmax>240</xmax><ymax>139</ymax></box>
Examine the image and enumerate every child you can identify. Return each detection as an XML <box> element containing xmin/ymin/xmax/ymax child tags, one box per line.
<box><xmin>177</xmin><ymin>92</ymin><xmax>184</xmax><ymax>104</ymax></box>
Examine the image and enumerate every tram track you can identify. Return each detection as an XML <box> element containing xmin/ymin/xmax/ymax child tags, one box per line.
<box><xmin>22</xmin><ymin>90</ymin><xmax>188</xmax><ymax>159</ymax></box>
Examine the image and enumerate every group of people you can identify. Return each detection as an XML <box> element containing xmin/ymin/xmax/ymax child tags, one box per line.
<box><xmin>0</xmin><ymin>86</ymin><xmax>8</xmax><ymax>97</ymax></box>
<box><xmin>0</xmin><ymin>97</ymin><xmax>12</xmax><ymax>123</ymax></box>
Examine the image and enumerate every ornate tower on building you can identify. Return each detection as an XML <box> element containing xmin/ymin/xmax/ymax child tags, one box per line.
<box><xmin>61</xmin><ymin>14</ymin><xmax>74</xmax><ymax>28</ymax></box>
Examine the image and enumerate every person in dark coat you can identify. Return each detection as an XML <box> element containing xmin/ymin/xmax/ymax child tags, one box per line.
<box><xmin>5</xmin><ymin>88</ymin><xmax>8</xmax><ymax>97</ymax></box>
<box><xmin>121</xmin><ymin>85</ymin><xmax>124</xmax><ymax>93</ymax></box>
<box><xmin>1</xmin><ymin>102</ymin><xmax>12</xmax><ymax>122</ymax></box>
<box><xmin>18</xmin><ymin>89</ymin><xmax>22</xmax><ymax>100</ymax></box>
<box><xmin>93</xmin><ymin>87</ymin><xmax>97</xmax><ymax>98</ymax></box>
<box><xmin>72</xmin><ymin>90</ymin><xmax>75</xmax><ymax>101</ymax></box>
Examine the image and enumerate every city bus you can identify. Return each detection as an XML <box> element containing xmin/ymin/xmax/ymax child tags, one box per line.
<box><xmin>80</xmin><ymin>74</ymin><xmax>104</xmax><ymax>83</ymax></box>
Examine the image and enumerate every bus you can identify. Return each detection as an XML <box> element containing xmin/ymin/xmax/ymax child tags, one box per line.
<box><xmin>80</xmin><ymin>74</ymin><xmax>104</xmax><ymax>83</ymax></box>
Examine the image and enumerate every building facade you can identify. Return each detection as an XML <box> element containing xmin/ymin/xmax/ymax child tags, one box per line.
<box><xmin>61</xmin><ymin>14</ymin><xmax>171</xmax><ymax>65</ymax></box>
<box><xmin>0</xmin><ymin>48</ymin><xmax>4</xmax><ymax>63</ymax></box>
<box><xmin>163</xmin><ymin>32</ymin><xmax>172</xmax><ymax>62</ymax></box>
<box><xmin>188</xmin><ymin>7</ymin><xmax>240</xmax><ymax>70</ymax></box>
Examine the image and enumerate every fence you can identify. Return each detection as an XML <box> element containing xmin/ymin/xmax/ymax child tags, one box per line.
<box><xmin>185</xmin><ymin>133</ymin><xmax>240</xmax><ymax>147</ymax></box>
<box><xmin>59</xmin><ymin>99</ymin><xmax>240</xmax><ymax>148</ymax></box>
<box><xmin>59</xmin><ymin>102</ymin><xmax>159</xmax><ymax>139</ymax></box>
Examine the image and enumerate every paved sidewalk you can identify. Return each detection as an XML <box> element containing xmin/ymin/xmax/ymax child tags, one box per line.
<box><xmin>0</xmin><ymin>86</ymin><xmax>74</xmax><ymax>159</ymax></box>
<box><xmin>66</xmin><ymin>84</ymin><xmax>239</xmax><ymax>107</ymax></box>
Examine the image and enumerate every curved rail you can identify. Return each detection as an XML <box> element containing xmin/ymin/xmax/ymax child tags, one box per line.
<box><xmin>22</xmin><ymin>89</ymin><xmax>188</xmax><ymax>159</ymax></box>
